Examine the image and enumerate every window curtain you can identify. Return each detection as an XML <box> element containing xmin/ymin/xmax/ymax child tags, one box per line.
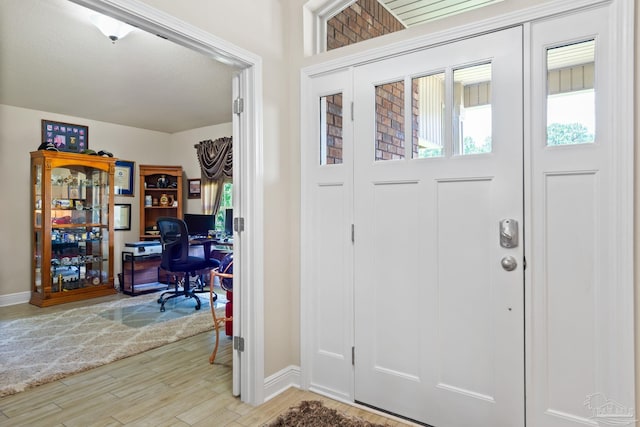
<box><xmin>195</xmin><ymin>137</ymin><xmax>232</xmax><ymax>215</ymax></box>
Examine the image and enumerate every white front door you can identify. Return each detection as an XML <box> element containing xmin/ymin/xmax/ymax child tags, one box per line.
<box><xmin>353</xmin><ymin>27</ymin><xmax>524</xmax><ymax>426</ymax></box>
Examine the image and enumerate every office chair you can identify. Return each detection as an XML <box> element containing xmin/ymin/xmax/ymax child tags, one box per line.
<box><xmin>156</xmin><ymin>217</ymin><xmax>219</xmax><ymax>312</ymax></box>
<box><xmin>209</xmin><ymin>252</ymin><xmax>233</xmax><ymax>364</ymax></box>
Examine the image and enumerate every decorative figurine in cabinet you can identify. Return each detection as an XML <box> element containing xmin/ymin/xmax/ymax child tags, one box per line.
<box><xmin>139</xmin><ymin>165</ymin><xmax>183</xmax><ymax>240</ymax></box>
<box><xmin>30</xmin><ymin>151</ymin><xmax>117</xmax><ymax>306</ymax></box>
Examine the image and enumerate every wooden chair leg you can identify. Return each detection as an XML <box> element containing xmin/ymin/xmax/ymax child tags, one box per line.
<box><xmin>209</xmin><ymin>269</ymin><xmax>233</xmax><ymax>364</ymax></box>
<box><xmin>209</xmin><ymin>277</ymin><xmax>220</xmax><ymax>364</ymax></box>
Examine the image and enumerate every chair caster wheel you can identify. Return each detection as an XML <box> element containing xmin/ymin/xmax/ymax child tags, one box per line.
<box><xmin>157</xmin><ymin>298</ymin><xmax>162</xmax><ymax>304</ymax></box>
<box><xmin>160</xmin><ymin>305</ymin><xmax>165</xmax><ymax>312</ymax></box>
<box><xmin>195</xmin><ymin>304</ymin><xmax>201</xmax><ymax>310</ymax></box>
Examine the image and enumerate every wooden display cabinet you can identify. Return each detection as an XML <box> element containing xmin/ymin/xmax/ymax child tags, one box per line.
<box><xmin>30</xmin><ymin>151</ymin><xmax>117</xmax><ymax>306</ymax></box>
<box><xmin>139</xmin><ymin>165</ymin><xmax>183</xmax><ymax>240</ymax></box>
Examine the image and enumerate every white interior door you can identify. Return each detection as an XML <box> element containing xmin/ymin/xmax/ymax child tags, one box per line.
<box><xmin>231</xmin><ymin>73</ymin><xmax>241</xmax><ymax>397</ymax></box>
<box><xmin>353</xmin><ymin>27</ymin><xmax>524</xmax><ymax>427</ymax></box>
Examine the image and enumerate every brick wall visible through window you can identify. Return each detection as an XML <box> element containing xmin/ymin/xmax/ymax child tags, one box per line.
<box><xmin>325</xmin><ymin>94</ymin><xmax>343</xmax><ymax>164</ymax></box>
<box><xmin>328</xmin><ymin>1</ymin><xmax>406</xmax><ymax>161</ymax></box>
<box><xmin>376</xmin><ymin>81</ymin><xmax>405</xmax><ymax>160</ymax></box>
<box><xmin>327</xmin><ymin>0</ymin><xmax>405</xmax><ymax>51</ymax></box>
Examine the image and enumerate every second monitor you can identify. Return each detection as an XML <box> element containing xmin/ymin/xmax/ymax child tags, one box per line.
<box><xmin>183</xmin><ymin>213</ymin><xmax>214</xmax><ymax>237</ymax></box>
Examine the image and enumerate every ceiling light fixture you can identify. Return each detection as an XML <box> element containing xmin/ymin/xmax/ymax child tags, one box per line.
<box><xmin>90</xmin><ymin>13</ymin><xmax>135</xmax><ymax>44</ymax></box>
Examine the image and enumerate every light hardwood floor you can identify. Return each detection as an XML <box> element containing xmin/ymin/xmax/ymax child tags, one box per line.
<box><xmin>0</xmin><ymin>295</ymin><xmax>412</xmax><ymax>426</ymax></box>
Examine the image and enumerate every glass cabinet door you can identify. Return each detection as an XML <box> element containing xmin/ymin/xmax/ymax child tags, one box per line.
<box><xmin>33</xmin><ymin>163</ymin><xmax>43</xmax><ymax>294</ymax></box>
<box><xmin>49</xmin><ymin>165</ymin><xmax>110</xmax><ymax>291</ymax></box>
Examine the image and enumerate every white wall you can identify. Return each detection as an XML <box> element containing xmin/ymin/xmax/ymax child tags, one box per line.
<box><xmin>137</xmin><ymin>0</ymin><xmax>296</xmax><ymax>378</ymax></box>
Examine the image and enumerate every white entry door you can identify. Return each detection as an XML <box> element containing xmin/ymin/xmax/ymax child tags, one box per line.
<box><xmin>353</xmin><ymin>27</ymin><xmax>524</xmax><ymax>426</ymax></box>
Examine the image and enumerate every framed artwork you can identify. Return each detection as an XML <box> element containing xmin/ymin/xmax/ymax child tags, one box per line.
<box><xmin>188</xmin><ymin>179</ymin><xmax>201</xmax><ymax>199</ymax></box>
<box><xmin>41</xmin><ymin>120</ymin><xmax>88</xmax><ymax>153</ymax></box>
<box><xmin>114</xmin><ymin>160</ymin><xmax>135</xmax><ymax>196</ymax></box>
<box><xmin>114</xmin><ymin>204</ymin><xmax>131</xmax><ymax>231</ymax></box>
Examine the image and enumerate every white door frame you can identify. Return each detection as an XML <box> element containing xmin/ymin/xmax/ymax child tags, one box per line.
<box><xmin>301</xmin><ymin>0</ymin><xmax>634</xmax><ymax>417</ymax></box>
<box><xmin>70</xmin><ymin>0</ymin><xmax>265</xmax><ymax>406</ymax></box>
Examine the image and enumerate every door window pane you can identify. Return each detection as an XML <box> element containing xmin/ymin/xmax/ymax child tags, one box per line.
<box><xmin>376</xmin><ymin>81</ymin><xmax>405</xmax><ymax>161</ymax></box>
<box><xmin>546</xmin><ymin>40</ymin><xmax>595</xmax><ymax>146</ymax></box>
<box><xmin>453</xmin><ymin>63</ymin><xmax>492</xmax><ymax>155</ymax></box>
<box><xmin>412</xmin><ymin>72</ymin><xmax>445</xmax><ymax>158</ymax></box>
<box><xmin>320</xmin><ymin>93</ymin><xmax>343</xmax><ymax>165</ymax></box>
<box><xmin>215</xmin><ymin>182</ymin><xmax>233</xmax><ymax>231</ymax></box>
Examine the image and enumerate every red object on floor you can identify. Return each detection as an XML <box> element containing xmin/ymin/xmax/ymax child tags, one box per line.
<box><xmin>225</xmin><ymin>290</ymin><xmax>233</xmax><ymax>336</ymax></box>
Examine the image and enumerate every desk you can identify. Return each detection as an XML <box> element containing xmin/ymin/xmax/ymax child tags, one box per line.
<box><xmin>121</xmin><ymin>239</ymin><xmax>218</xmax><ymax>297</ymax></box>
<box><xmin>210</xmin><ymin>245</ymin><xmax>233</xmax><ymax>262</ymax></box>
<box><xmin>120</xmin><ymin>251</ymin><xmax>168</xmax><ymax>296</ymax></box>
<box><xmin>189</xmin><ymin>238</ymin><xmax>233</xmax><ymax>263</ymax></box>
<box><xmin>188</xmin><ymin>237</ymin><xmax>214</xmax><ymax>260</ymax></box>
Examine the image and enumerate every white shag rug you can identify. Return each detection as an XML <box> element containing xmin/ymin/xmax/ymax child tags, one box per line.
<box><xmin>0</xmin><ymin>292</ymin><xmax>218</xmax><ymax>397</ymax></box>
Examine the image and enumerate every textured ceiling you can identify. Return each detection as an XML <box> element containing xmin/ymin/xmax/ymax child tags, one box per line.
<box><xmin>0</xmin><ymin>0</ymin><xmax>238</xmax><ymax>134</ymax></box>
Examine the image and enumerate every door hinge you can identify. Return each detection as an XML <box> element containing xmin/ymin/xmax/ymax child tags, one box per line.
<box><xmin>351</xmin><ymin>224</ymin><xmax>355</xmax><ymax>243</ymax></box>
<box><xmin>352</xmin><ymin>346</ymin><xmax>355</xmax><ymax>365</ymax></box>
<box><xmin>233</xmin><ymin>97</ymin><xmax>244</xmax><ymax>115</ymax></box>
<box><xmin>523</xmin><ymin>256</ymin><xmax>527</xmax><ymax>271</ymax></box>
<box><xmin>233</xmin><ymin>336</ymin><xmax>245</xmax><ymax>352</ymax></box>
<box><xmin>234</xmin><ymin>217</ymin><xmax>245</xmax><ymax>233</ymax></box>
<box><xmin>350</xmin><ymin>101</ymin><xmax>354</xmax><ymax>121</ymax></box>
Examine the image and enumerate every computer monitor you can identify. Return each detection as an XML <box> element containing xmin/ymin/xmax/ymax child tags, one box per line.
<box><xmin>224</xmin><ymin>208</ymin><xmax>233</xmax><ymax>236</ymax></box>
<box><xmin>183</xmin><ymin>213</ymin><xmax>214</xmax><ymax>237</ymax></box>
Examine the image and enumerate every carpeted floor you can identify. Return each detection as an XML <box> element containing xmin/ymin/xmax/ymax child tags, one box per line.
<box><xmin>267</xmin><ymin>401</ymin><xmax>391</xmax><ymax>427</ymax></box>
<box><xmin>0</xmin><ymin>291</ymin><xmax>223</xmax><ymax>397</ymax></box>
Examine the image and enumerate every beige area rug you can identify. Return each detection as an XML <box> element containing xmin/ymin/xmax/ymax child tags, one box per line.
<box><xmin>0</xmin><ymin>291</ymin><xmax>221</xmax><ymax>397</ymax></box>
<box><xmin>267</xmin><ymin>401</ymin><xmax>391</xmax><ymax>427</ymax></box>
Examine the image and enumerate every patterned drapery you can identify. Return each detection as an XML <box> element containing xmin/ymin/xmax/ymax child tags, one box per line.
<box><xmin>195</xmin><ymin>137</ymin><xmax>232</xmax><ymax>215</ymax></box>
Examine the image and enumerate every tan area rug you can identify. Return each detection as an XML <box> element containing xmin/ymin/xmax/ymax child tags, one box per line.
<box><xmin>0</xmin><ymin>291</ymin><xmax>221</xmax><ymax>397</ymax></box>
<box><xmin>267</xmin><ymin>401</ymin><xmax>391</xmax><ymax>427</ymax></box>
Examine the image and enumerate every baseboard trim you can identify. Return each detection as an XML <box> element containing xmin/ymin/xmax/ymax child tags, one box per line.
<box><xmin>0</xmin><ymin>291</ymin><xmax>30</xmax><ymax>307</ymax></box>
<box><xmin>263</xmin><ymin>365</ymin><xmax>301</xmax><ymax>402</ymax></box>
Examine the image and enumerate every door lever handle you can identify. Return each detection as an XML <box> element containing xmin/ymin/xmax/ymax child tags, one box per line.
<box><xmin>499</xmin><ymin>219</ymin><xmax>518</xmax><ymax>248</ymax></box>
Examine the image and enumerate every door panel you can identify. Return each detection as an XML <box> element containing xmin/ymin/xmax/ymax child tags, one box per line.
<box><xmin>528</xmin><ymin>5</ymin><xmax>635</xmax><ymax>426</ymax></box>
<box><xmin>353</xmin><ymin>27</ymin><xmax>524</xmax><ymax>427</ymax></box>
<box><xmin>303</xmin><ymin>69</ymin><xmax>355</xmax><ymax>399</ymax></box>
<box><xmin>437</xmin><ymin>178</ymin><xmax>494</xmax><ymax>400</ymax></box>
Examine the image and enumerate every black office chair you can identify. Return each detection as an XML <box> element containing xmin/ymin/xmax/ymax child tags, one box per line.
<box><xmin>156</xmin><ymin>217</ymin><xmax>219</xmax><ymax>312</ymax></box>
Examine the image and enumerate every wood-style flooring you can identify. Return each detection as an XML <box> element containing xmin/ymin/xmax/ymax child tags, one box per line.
<box><xmin>0</xmin><ymin>295</ymin><xmax>412</xmax><ymax>426</ymax></box>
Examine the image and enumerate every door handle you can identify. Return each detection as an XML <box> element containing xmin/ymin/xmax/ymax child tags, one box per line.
<box><xmin>500</xmin><ymin>219</ymin><xmax>518</xmax><ymax>248</ymax></box>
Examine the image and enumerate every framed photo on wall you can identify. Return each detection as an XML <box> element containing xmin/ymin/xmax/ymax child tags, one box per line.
<box><xmin>114</xmin><ymin>160</ymin><xmax>135</xmax><ymax>196</ymax></box>
<box><xmin>41</xmin><ymin>119</ymin><xmax>88</xmax><ymax>153</ymax></box>
<box><xmin>188</xmin><ymin>179</ymin><xmax>201</xmax><ymax>199</ymax></box>
<box><xmin>114</xmin><ymin>204</ymin><xmax>131</xmax><ymax>230</ymax></box>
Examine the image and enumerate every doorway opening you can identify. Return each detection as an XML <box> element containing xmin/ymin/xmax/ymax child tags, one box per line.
<box><xmin>68</xmin><ymin>0</ymin><xmax>265</xmax><ymax>405</ymax></box>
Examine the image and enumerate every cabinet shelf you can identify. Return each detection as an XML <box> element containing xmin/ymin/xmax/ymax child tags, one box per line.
<box><xmin>52</xmin><ymin>223</ymin><xmax>106</xmax><ymax>228</ymax></box>
<box><xmin>139</xmin><ymin>165</ymin><xmax>183</xmax><ymax>240</ymax></box>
